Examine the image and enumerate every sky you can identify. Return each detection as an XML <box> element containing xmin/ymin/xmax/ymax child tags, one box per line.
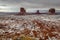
<box><xmin>0</xmin><ymin>0</ymin><xmax>60</xmax><ymax>12</ymax></box>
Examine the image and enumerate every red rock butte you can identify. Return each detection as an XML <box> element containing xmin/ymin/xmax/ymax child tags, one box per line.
<box><xmin>19</xmin><ymin>7</ymin><xmax>26</xmax><ymax>15</ymax></box>
<box><xmin>49</xmin><ymin>8</ymin><xmax>55</xmax><ymax>15</ymax></box>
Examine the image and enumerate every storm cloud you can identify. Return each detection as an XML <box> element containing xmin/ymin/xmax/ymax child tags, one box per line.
<box><xmin>0</xmin><ymin>0</ymin><xmax>60</xmax><ymax>12</ymax></box>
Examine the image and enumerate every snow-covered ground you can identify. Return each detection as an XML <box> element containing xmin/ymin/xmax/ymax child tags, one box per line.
<box><xmin>0</xmin><ymin>15</ymin><xmax>60</xmax><ymax>40</ymax></box>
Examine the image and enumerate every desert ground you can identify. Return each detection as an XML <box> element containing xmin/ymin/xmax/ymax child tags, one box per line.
<box><xmin>0</xmin><ymin>15</ymin><xmax>60</xmax><ymax>40</ymax></box>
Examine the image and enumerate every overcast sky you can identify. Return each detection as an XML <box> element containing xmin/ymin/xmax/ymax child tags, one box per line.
<box><xmin>0</xmin><ymin>0</ymin><xmax>60</xmax><ymax>12</ymax></box>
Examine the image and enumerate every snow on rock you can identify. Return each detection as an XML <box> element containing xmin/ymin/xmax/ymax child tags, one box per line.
<box><xmin>0</xmin><ymin>15</ymin><xmax>60</xmax><ymax>40</ymax></box>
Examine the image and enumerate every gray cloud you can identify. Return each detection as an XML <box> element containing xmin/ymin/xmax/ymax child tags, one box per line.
<box><xmin>0</xmin><ymin>0</ymin><xmax>60</xmax><ymax>12</ymax></box>
<box><xmin>0</xmin><ymin>0</ymin><xmax>60</xmax><ymax>8</ymax></box>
